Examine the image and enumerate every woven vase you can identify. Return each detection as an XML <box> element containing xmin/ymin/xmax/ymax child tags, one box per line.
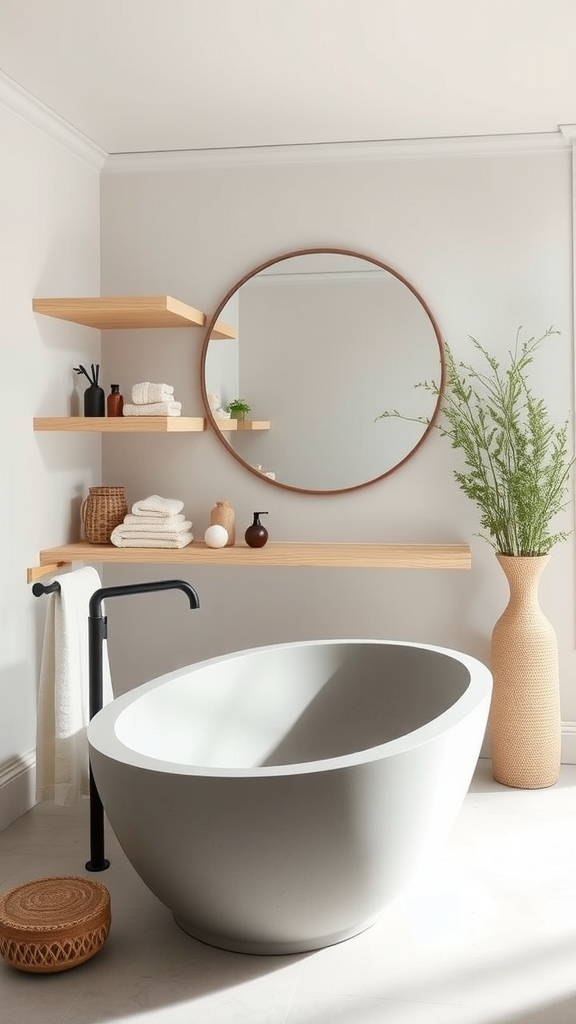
<box><xmin>489</xmin><ymin>553</ymin><xmax>561</xmax><ymax>789</ymax></box>
<box><xmin>82</xmin><ymin>486</ymin><xmax>128</xmax><ymax>544</ymax></box>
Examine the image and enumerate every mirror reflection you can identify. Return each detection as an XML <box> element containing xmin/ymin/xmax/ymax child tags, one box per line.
<box><xmin>201</xmin><ymin>249</ymin><xmax>444</xmax><ymax>494</ymax></box>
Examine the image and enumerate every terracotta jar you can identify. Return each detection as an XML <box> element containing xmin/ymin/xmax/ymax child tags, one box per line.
<box><xmin>210</xmin><ymin>500</ymin><xmax>236</xmax><ymax>547</ymax></box>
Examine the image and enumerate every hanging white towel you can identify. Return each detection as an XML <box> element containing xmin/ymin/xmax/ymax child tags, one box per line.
<box><xmin>131</xmin><ymin>382</ymin><xmax>175</xmax><ymax>405</ymax></box>
<box><xmin>36</xmin><ymin>567</ymin><xmax>114</xmax><ymax>807</ymax></box>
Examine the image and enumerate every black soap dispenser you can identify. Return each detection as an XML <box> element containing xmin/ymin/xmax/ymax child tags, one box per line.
<box><xmin>245</xmin><ymin>512</ymin><xmax>269</xmax><ymax>548</ymax></box>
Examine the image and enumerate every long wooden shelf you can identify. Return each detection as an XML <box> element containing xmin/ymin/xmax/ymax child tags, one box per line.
<box><xmin>33</xmin><ymin>416</ymin><xmax>206</xmax><ymax>433</ymax></box>
<box><xmin>31</xmin><ymin>541</ymin><xmax>471</xmax><ymax>577</ymax></box>
<box><xmin>32</xmin><ymin>295</ymin><xmax>236</xmax><ymax>339</ymax></box>
<box><xmin>215</xmin><ymin>419</ymin><xmax>271</xmax><ymax>431</ymax></box>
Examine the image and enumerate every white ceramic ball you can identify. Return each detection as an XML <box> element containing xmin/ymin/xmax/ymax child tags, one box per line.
<box><xmin>204</xmin><ymin>524</ymin><xmax>228</xmax><ymax>548</ymax></box>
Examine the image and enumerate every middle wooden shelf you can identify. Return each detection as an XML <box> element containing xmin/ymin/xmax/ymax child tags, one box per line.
<box><xmin>33</xmin><ymin>417</ymin><xmax>207</xmax><ymax>433</ymax></box>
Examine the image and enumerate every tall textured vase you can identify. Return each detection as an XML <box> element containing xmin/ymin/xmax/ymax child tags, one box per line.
<box><xmin>489</xmin><ymin>553</ymin><xmax>561</xmax><ymax>789</ymax></box>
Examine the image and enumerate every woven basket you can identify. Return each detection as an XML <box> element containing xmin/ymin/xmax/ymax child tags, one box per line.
<box><xmin>0</xmin><ymin>876</ymin><xmax>111</xmax><ymax>973</ymax></box>
<box><xmin>82</xmin><ymin>485</ymin><xmax>128</xmax><ymax>544</ymax></box>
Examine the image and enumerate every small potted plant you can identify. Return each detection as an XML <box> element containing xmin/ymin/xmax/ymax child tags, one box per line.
<box><xmin>227</xmin><ymin>399</ymin><xmax>251</xmax><ymax>422</ymax></box>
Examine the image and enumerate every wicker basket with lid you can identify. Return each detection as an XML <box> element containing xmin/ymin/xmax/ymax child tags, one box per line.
<box><xmin>0</xmin><ymin>875</ymin><xmax>111</xmax><ymax>973</ymax></box>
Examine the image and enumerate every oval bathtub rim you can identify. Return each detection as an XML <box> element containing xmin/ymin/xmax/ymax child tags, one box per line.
<box><xmin>87</xmin><ymin>638</ymin><xmax>492</xmax><ymax>779</ymax></box>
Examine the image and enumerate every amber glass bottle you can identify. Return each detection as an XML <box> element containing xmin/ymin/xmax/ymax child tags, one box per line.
<box><xmin>107</xmin><ymin>384</ymin><xmax>124</xmax><ymax>416</ymax></box>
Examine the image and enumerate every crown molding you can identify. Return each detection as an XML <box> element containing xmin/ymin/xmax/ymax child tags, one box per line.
<box><xmin>0</xmin><ymin>71</ymin><xmax>569</xmax><ymax>176</ymax></box>
<box><xmin>0</xmin><ymin>70</ymin><xmax>106</xmax><ymax>171</ymax></box>
<box><xmin>103</xmin><ymin>130</ymin><xmax>570</xmax><ymax>174</ymax></box>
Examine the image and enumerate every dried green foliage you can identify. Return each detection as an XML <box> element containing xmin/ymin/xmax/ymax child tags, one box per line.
<box><xmin>377</xmin><ymin>327</ymin><xmax>573</xmax><ymax>555</ymax></box>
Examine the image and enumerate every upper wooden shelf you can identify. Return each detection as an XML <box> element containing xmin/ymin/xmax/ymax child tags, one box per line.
<box><xmin>33</xmin><ymin>416</ymin><xmax>206</xmax><ymax>433</ymax></box>
<box><xmin>28</xmin><ymin>541</ymin><xmax>472</xmax><ymax>582</ymax></box>
<box><xmin>32</xmin><ymin>295</ymin><xmax>236</xmax><ymax>339</ymax></box>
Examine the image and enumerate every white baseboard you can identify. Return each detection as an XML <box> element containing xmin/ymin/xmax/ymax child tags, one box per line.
<box><xmin>0</xmin><ymin>750</ymin><xmax>36</xmax><ymax>832</ymax></box>
<box><xmin>561</xmin><ymin>721</ymin><xmax>576</xmax><ymax>764</ymax></box>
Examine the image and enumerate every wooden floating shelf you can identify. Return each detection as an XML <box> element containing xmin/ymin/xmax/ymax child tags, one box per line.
<box><xmin>215</xmin><ymin>419</ymin><xmax>271</xmax><ymax>431</ymax></box>
<box><xmin>32</xmin><ymin>295</ymin><xmax>236</xmax><ymax>339</ymax></box>
<box><xmin>33</xmin><ymin>416</ymin><xmax>206</xmax><ymax>433</ymax></box>
<box><xmin>33</xmin><ymin>541</ymin><xmax>472</xmax><ymax>573</ymax></box>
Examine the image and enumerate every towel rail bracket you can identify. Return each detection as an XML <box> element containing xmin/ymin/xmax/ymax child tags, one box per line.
<box><xmin>27</xmin><ymin>561</ymin><xmax>71</xmax><ymax>584</ymax></box>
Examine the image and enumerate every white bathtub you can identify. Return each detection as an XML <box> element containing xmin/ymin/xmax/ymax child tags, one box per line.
<box><xmin>88</xmin><ymin>639</ymin><xmax>491</xmax><ymax>955</ymax></box>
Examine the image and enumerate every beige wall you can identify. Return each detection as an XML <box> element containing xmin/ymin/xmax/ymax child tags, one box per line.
<box><xmin>99</xmin><ymin>143</ymin><xmax>575</xmax><ymax>759</ymax></box>
<box><xmin>2</xmin><ymin>116</ymin><xmax>575</xmax><ymax>830</ymax></box>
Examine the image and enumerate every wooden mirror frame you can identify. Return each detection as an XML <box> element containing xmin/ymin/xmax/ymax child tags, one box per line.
<box><xmin>200</xmin><ymin>247</ymin><xmax>446</xmax><ymax>495</ymax></box>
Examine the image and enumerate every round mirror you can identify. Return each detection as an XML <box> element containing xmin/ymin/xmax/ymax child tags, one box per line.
<box><xmin>200</xmin><ymin>248</ymin><xmax>445</xmax><ymax>495</ymax></box>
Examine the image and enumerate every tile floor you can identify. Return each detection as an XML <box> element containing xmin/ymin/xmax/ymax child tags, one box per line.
<box><xmin>0</xmin><ymin>759</ymin><xmax>574</xmax><ymax>1024</ymax></box>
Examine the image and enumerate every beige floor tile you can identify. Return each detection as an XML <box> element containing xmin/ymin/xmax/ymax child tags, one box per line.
<box><xmin>0</xmin><ymin>760</ymin><xmax>574</xmax><ymax>1024</ymax></box>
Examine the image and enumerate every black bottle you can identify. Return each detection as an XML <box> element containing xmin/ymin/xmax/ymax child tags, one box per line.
<box><xmin>84</xmin><ymin>382</ymin><xmax>105</xmax><ymax>416</ymax></box>
<box><xmin>245</xmin><ymin>512</ymin><xmax>269</xmax><ymax>548</ymax></box>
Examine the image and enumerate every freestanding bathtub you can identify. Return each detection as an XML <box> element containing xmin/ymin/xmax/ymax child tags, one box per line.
<box><xmin>88</xmin><ymin>639</ymin><xmax>492</xmax><ymax>955</ymax></box>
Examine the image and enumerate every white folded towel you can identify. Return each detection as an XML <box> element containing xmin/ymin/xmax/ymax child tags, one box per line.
<box><xmin>122</xmin><ymin>401</ymin><xmax>182</xmax><ymax>417</ymax></box>
<box><xmin>123</xmin><ymin>513</ymin><xmax>186</xmax><ymax>528</ymax></box>
<box><xmin>131</xmin><ymin>495</ymin><xmax>184</xmax><ymax>517</ymax></box>
<box><xmin>110</xmin><ymin>531</ymin><xmax>194</xmax><ymax>549</ymax></box>
<box><xmin>36</xmin><ymin>567</ymin><xmax>114</xmax><ymax>807</ymax></box>
<box><xmin>111</xmin><ymin>523</ymin><xmax>193</xmax><ymax>543</ymax></box>
<box><xmin>132</xmin><ymin>382</ymin><xmax>175</xmax><ymax>405</ymax></box>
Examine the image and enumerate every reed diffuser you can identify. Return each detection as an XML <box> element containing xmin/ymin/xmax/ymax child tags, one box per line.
<box><xmin>74</xmin><ymin>363</ymin><xmax>105</xmax><ymax>416</ymax></box>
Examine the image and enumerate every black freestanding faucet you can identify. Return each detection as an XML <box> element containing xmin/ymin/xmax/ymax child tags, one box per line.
<box><xmin>85</xmin><ymin>579</ymin><xmax>200</xmax><ymax>871</ymax></box>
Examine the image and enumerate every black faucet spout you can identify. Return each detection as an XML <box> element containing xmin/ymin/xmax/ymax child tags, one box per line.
<box><xmin>86</xmin><ymin>578</ymin><xmax>200</xmax><ymax>872</ymax></box>
<box><xmin>89</xmin><ymin>578</ymin><xmax>200</xmax><ymax>618</ymax></box>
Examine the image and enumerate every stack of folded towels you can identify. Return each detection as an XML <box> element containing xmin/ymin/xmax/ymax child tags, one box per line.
<box><xmin>110</xmin><ymin>495</ymin><xmax>194</xmax><ymax>548</ymax></box>
<box><xmin>122</xmin><ymin>382</ymin><xmax>182</xmax><ymax>417</ymax></box>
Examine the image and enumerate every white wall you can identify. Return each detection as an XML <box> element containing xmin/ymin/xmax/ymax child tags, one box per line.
<box><xmin>99</xmin><ymin>141</ymin><xmax>576</xmax><ymax>764</ymax></box>
<box><xmin>0</xmin><ymin>95</ymin><xmax>102</xmax><ymax>828</ymax></box>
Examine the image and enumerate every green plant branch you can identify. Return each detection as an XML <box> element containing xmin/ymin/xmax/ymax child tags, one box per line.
<box><xmin>376</xmin><ymin>326</ymin><xmax>574</xmax><ymax>555</ymax></box>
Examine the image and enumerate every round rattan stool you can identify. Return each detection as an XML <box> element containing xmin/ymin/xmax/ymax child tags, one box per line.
<box><xmin>0</xmin><ymin>876</ymin><xmax>111</xmax><ymax>973</ymax></box>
